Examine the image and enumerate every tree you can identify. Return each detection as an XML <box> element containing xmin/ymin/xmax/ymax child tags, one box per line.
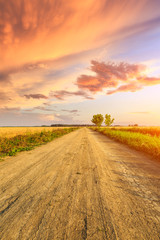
<box><xmin>105</xmin><ymin>114</ymin><xmax>114</xmax><ymax>126</ymax></box>
<box><xmin>91</xmin><ymin>114</ymin><xmax>104</xmax><ymax>127</ymax></box>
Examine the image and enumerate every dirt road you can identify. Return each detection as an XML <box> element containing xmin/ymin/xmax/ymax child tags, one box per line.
<box><xmin>0</xmin><ymin>128</ymin><xmax>160</xmax><ymax>240</ymax></box>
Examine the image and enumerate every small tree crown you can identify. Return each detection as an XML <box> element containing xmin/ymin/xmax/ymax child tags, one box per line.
<box><xmin>105</xmin><ymin>114</ymin><xmax>114</xmax><ymax>126</ymax></box>
<box><xmin>91</xmin><ymin>114</ymin><xmax>104</xmax><ymax>127</ymax></box>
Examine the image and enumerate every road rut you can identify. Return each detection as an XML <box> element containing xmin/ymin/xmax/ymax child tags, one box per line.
<box><xmin>0</xmin><ymin>128</ymin><xmax>160</xmax><ymax>239</ymax></box>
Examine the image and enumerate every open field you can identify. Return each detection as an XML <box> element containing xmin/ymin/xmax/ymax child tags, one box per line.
<box><xmin>111</xmin><ymin>126</ymin><xmax>160</xmax><ymax>137</ymax></box>
<box><xmin>0</xmin><ymin>128</ymin><xmax>160</xmax><ymax>239</ymax></box>
<box><xmin>92</xmin><ymin>127</ymin><xmax>160</xmax><ymax>160</ymax></box>
<box><xmin>0</xmin><ymin>127</ymin><xmax>72</xmax><ymax>138</ymax></box>
<box><xmin>0</xmin><ymin>127</ymin><xmax>78</xmax><ymax>159</ymax></box>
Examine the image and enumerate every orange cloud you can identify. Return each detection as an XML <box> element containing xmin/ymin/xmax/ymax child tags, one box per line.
<box><xmin>0</xmin><ymin>92</ymin><xmax>12</xmax><ymax>105</ymax></box>
<box><xmin>107</xmin><ymin>82</ymin><xmax>143</xmax><ymax>95</ymax></box>
<box><xmin>0</xmin><ymin>0</ymin><xmax>160</xmax><ymax>111</ymax></box>
<box><xmin>0</xmin><ymin>0</ymin><xmax>108</xmax><ymax>70</ymax></box>
<box><xmin>0</xmin><ymin>0</ymin><xmax>156</xmax><ymax>71</ymax></box>
<box><xmin>137</xmin><ymin>76</ymin><xmax>160</xmax><ymax>85</ymax></box>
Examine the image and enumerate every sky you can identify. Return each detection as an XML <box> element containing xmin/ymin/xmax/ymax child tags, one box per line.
<box><xmin>0</xmin><ymin>0</ymin><xmax>160</xmax><ymax>126</ymax></box>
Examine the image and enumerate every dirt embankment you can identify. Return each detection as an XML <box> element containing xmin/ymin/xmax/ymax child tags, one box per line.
<box><xmin>0</xmin><ymin>128</ymin><xmax>160</xmax><ymax>239</ymax></box>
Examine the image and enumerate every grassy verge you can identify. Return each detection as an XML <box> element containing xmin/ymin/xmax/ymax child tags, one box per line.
<box><xmin>0</xmin><ymin>128</ymin><xmax>78</xmax><ymax>159</ymax></box>
<box><xmin>110</xmin><ymin>126</ymin><xmax>160</xmax><ymax>137</ymax></box>
<box><xmin>92</xmin><ymin>127</ymin><xmax>160</xmax><ymax>160</ymax></box>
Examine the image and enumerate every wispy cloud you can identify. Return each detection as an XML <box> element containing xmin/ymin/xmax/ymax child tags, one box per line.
<box><xmin>0</xmin><ymin>92</ymin><xmax>11</xmax><ymax>104</ymax></box>
<box><xmin>61</xmin><ymin>109</ymin><xmax>78</xmax><ymax>113</ymax></box>
<box><xmin>107</xmin><ymin>83</ymin><xmax>142</xmax><ymax>95</ymax></box>
<box><xmin>137</xmin><ymin>76</ymin><xmax>160</xmax><ymax>85</ymax></box>
<box><xmin>34</xmin><ymin>106</ymin><xmax>54</xmax><ymax>112</ymax></box>
<box><xmin>24</xmin><ymin>94</ymin><xmax>48</xmax><ymax>99</ymax></box>
<box><xmin>1</xmin><ymin>0</ymin><xmax>159</xmax><ymax>71</ymax></box>
<box><xmin>0</xmin><ymin>107</ymin><xmax>21</xmax><ymax>113</ymax></box>
<box><xmin>50</xmin><ymin>90</ymin><xmax>94</xmax><ymax>100</ymax></box>
<box><xmin>23</xmin><ymin>106</ymin><xmax>55</xmax><ymax>112</ymax></box>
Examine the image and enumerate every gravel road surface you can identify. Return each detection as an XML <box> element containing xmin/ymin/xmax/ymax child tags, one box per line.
<box><xmin>0</xmin><ymin>128</ymin><xmax>160</xmax><ymax>240</ymax></box>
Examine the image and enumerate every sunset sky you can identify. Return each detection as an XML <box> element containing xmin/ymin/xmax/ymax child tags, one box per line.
<box><xmin>0</xmin><ymin>0</ymin><xmax>160</xmax><ymax>126</ymax></box>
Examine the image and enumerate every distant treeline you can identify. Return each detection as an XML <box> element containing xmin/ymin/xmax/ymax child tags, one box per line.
<box><xmin>49</xmin><ymin>124</ymin><xmax>94</xmax><ymax>127</ymax></box>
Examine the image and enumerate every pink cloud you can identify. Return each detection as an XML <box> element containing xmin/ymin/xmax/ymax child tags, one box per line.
<box><xmin>107</xmin><ymin>82</ymin><xmax>143</xmax><ymax>95</ymax></box>
<box><xmin>76</xmin><ymin>60</ymin><xmax>160</xmax><ymax>95</ymax></box>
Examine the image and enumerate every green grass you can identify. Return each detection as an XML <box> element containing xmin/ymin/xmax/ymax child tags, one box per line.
<box><xmin>110</xmin><ymin>126</ymin><xmax>160</xmax><ymax>137</ymax></box>
<box><xmin>0</xmin><ymin>128</ymin><xmax>78</xmax><ymax>159</ymax></box>
<box><xmin>92</xmin><ymin>127</ymin><xmax>160</xmax><ymax>160</ymax></box>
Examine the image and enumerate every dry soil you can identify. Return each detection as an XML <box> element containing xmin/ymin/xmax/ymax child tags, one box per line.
<box><xmin>0</xmin><ymin>128</ymin><xmax>160</xmax><ymax>240</ymax></box>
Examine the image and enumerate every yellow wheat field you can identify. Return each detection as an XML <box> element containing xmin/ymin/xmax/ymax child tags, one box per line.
<box><xmin>0</xmin><ymin>127</ymin><xmax>64</xmax><ymax>138</ymax></box>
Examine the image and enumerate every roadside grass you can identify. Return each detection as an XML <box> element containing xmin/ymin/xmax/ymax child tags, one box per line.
<box><xmin>92</xmin><ymin>127</ymin><xmax>160</xmax><ymax>159</ymax></box>
<box><xmin>110</xmin><ymin>126</ymin><xmax>160</xmax><ymax>137</ymax></box>
<box><xmin>0</xmin><ymin>128</ymin><xmax>78</xmax><ymax>159</ymax></box>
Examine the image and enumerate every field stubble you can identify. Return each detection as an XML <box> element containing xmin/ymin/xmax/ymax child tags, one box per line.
<box><xmin>0</xmin><ymin>127</ymin><xmax>71</xmax><ymax>138</ymax></box>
